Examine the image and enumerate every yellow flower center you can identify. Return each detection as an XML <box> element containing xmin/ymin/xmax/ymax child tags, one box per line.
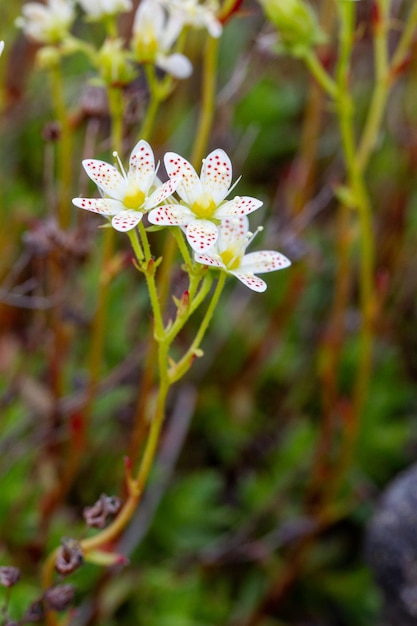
<box><xmin>123</xmin><ymin>180</ymin><xmax>146</xmax><ymax>210</ymax></box>
<box><xmin>191</xmin><ymin>192</ymin><xmax>217</xmax><ymax>219</ymax></box>
<box><xmin>135</xmin><ymin>32</ymin><xmax>158</xmax><ymax>63</ymax></box>
<box><xmin>220</xmin><ymin>248</ymin><xmax>241</xmax><ymax>270</ymax></box>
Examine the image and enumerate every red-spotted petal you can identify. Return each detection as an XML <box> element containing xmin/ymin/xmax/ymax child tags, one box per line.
<box><xmin>111</xmin><ymin>211</ymin><xmax>143</xmax><ymax>232</ymax></box>
<box><xmin>148</xmin><ymin>205</ymin><xmax>193</xmax><ymax>226</ymax></box>
<box><xmin>145</xmin><ymin>178</ymin><xmax>178</xmax><ymax>210</ymax></box>
<box><xmin>194</xmin><ymin>253</ymin><xmax>224</xmax><ymax>269</ymax></box>
<box><xmin>240</xmin><ymin>251</ymin><xmax>291</xmax><ymax>274</ymax></box>
<box><xmin>230</xmin><ymin>271</ymin><xmax>267</xmax><ymax>292</ymax></box>
<box><xmin>216</xmin><ymin>196</ymin><xmax>263</xmax><ymax>218</ymax></box>
<box><xmin>82</xmin><ymin>159</ymin><xmax>126</xmax><ymax>200</ymax></box>
<box><xmin>164</xmin><ymin>152</ymin><xmax>202</xmax><ymax>204</ymax></box>
<box><xmin>185</xmin><ymin>220</ymin><xmax>218</xmax><ymax>252</ymax></box>
<box><xmin>201</xmin><ymin>149</ymin><xmax>233</xmax><ymax>204</ymax></box>
<box><xmin>129</xmin><ymin>139</ymin><xmax>155</xmax><ymax>193</ymax></box>
<box><xmin>218</xmin><ymin>216</ymin><xmax>249</xmax><ymax>249</ymax></box>
<box><xmin>72</xmin><ymin>197</ymin><xmax>123</xmax><ymax>216</ymax></box>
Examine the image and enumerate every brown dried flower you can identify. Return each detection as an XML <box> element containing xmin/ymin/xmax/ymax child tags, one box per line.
<box><xmin>44</xmin><ymin>584</ymin><xmax>75</xmax><ymax>611</ymax></box>
<box><xmin>0</xmin><ymin>566</ymin><xmax>20</xmax><ymax>587</ymax></box>
<box><xmin>83</xmin><ymin>493</ymin><xmax>121</xmax><ymax>529</ymax></box>
<box><xmin>55</xmin><ymin>538</ymin><xmax>83</xmax><ymax>576</ymax></box>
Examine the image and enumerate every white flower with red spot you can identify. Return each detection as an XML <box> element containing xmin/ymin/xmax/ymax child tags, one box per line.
<box><xmin>72</xmin><ymin>139</ymin><xmax>177</xmax><ymax>233</ymax></box>
<box><xmin>148</xmin><ymin>149</ymin><xmax>263</xmax><ymax>252</ymax></box>
<box><xmin>194</xmin><ymin>216</ymin><xmax>291</xmax><ymax>292</ymax></box>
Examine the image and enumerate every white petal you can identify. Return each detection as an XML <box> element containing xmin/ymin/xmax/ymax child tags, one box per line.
<box><xmin>185</xmin><ymin>220</ymin><xmax>218</xmax><ymax>253</ymax></box>
<box><xmin>157</xmin><ymin>52</ymin><xmax>192</xmax><ymax>79</ymax></box>
<box><xmin>72</xmin><ymin>197</ymin><xmax>123</xmax><ymax>216</ymax></box>
<box><xmin>217</xmin><ymin>216</ymin><xmax>249</xmax><ymax>250</ymax></box>
<box><xmin>82</xmin><ymin>159</ymin><xmax>126</xmax><ymax>200</ymax></box>
<box><xmin>216</xmin><ymin>196</ymin><xmax>263</xmax><ymax>218</ymax></box>
<box><xmin>230</xmin><ymin>271</ymin><xmax>267</xmax><ymax>292</ymax></box>
<box><xmin>195</xmin><ymin>253</ymin><xmax>224</xmax><ymax>269</ymax></box>
<box><xmin>129</xmin><ymin>139</ymin><xmax>155</xmax><ymax>193</ymax></box>
<box><xmin>111</xmin><ymin>210</ymin><xmax>143</xmax><ymax>232</ymax></box>
<box><xmin>148</xmin><ymin>205</ymin><xmax>193</xmax><ymax>225</ymax></box>
<box><xmin>201</xmin><ymin>149</ymin><xmax>233</xmax><ymax>204</ymax></box>
<box><xmin>164</xmin><ymin>152</ymin><xmax>202</xmax><ymax>204</ymax></box>
<box><xmin>145</xmin><ymin>178</ymin><xmax>178</xmax><ymax>210</ymax></box>
<box><xmin>240</xmin><ymin>250</ymin><xmax>291</xmax><ymax>274</ymax></box>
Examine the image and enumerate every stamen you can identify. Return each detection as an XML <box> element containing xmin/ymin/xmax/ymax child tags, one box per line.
<box><xmin>113</xmin><ymin>151</ymin><xmax>127</xmax><ymax>179</ymax></box>
<box><xmin>247</xmin><ymin>225</ymin><xmax>264</xmax><ymax>247</ymax></box>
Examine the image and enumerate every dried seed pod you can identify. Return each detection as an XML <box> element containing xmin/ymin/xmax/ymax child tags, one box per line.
<box><xmin>55</xmin><ymin>538</ymin><xmax>83</xmax><ymax>576</ymax></box>
<box><xmin>22</xmin><ymin>599</ymin><xmax>44</xmax><ymax>623</ymax></box>
<box><xmin>44</xmin><ymin>584</ymin><xmax>75</xmax><ymax>611</ymax></box>
<box><xmin>0</xmin><ymin>566</ymin><xmax>20</xmax><ymax>587</ymax></box>
<box><xmin>83</xmin><ymin>494</ymin><xmax>122</xmax><ymax>529</ymax></box>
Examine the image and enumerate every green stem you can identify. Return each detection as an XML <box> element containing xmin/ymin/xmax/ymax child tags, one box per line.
<box><xmin>356</xmin><ymin>0</ymin><xmax>389</xmax><ymax>172</ymax></box>
<box><xmin>390</xmin><ymin>2</ymin><xmax>417</xmax><ymax>74</ymax></box>
<box><xmin>108</xmin><ymin>86</ymin><xmax>124</xmax><ymax>154</ymax></box>
<box><xmin>336</xmin><ymin>2</ymin><xmax>375</xmax><ymax>419</ymax></box>
<box><xmin>191</xmin><ymin>34</ymin><xmax>219</xmax><ymax>168</ymax></box>
<box><xmin>50</xmin><ymin>61</ymin><xmax>72</xmax><ymax>229</ymax></box>
<box><xmin>169</xmin><ymin>272</ymin><xmax>226</xmax><ymax>383</ymax></box>
<box><xmin>303</xmin><ymin>51</ymin><xmax>338</xmax><ymax>100</ymax></box>
<box><xmin>140</xmin><ymin>66</ymin><xmax>162</xmax><ymax>141</ymax></box>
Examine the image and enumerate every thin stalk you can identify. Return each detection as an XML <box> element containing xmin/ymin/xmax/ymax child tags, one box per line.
<box><xmin>50</xmin><ymin>62</ymin><xmax>72</xmax><ymax>229</ymax></box>
<box><xmin>356</xmin><ymin>0</ymin><xmax>389</xmax><ymax>172</ymax></box>
<box><xmin>169</xmin><ymin>272</ymin><xmax>226</xmax><ymax>383</ymax></box>
<box><xmin>191</xmin><ymin>34</ymin><xmax>219</xmax><ymax>168</ymax></box>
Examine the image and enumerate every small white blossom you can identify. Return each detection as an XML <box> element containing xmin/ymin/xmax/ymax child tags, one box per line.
<box><xmin>73</xmin><ymin>140</ymin><xmax>177</xmax><ymax>232</ymax></box>
<box><xmin>159</xmin><ymin>0</ymin><xmax>222</xmax><ymax>38</ymax></box>
<box><xmin>77</xmin><ymin>0</ymin><xmax>132</xmax><ymax>20</ymax></box>
<box><xmin>148</xmin><ymin>149</ymin><xmax>263</xmax><ymax>252</ymax></box>
<box><xmin>194</xmin><ymin>216</ymin><xmax>291</xmax><ymax>292</ymax></box>
<box><xmin>0</xmin><ymin>42</ymin><xmax>4</xmax><ymax>56</ymax></box>
<box><xmin>132</xmin><ymin>0</ymin><xmax>192</xmax><ymax>79</ymax></box>
<box><xmin>16</xmin><ymin>0</ymin><xmax>75</xmax><ymax>44</ymax></box>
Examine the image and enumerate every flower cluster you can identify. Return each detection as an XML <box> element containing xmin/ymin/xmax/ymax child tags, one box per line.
<box><xmin>73</xmin><ymin>142</ymin><xmax>291</xmax><ymax>292</ymax></box>
<box><xmin>16</xmin><ymin>0</ymin><xmax>222</xmax><ymax>79</ymax></box>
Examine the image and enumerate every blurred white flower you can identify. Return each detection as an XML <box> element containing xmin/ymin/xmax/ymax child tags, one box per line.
<box><xmin>159</xmin><ymin>0</ymin><xmax>222</xmax><ymax>38</ymax></box>
<box><xmin>0</xmin><ymin>42</ymin><xmax>4</xmax><ymax>56</ymax></box>
<box><xmin>77</xmin><ymin>0</ymin><xmax>132</xmax><ymax>20</ymax></box>
<box><xmin>194</xmin><ymin>216</ymin><xmax>291</xmax><ymax>292</ymax></box>
<box><xmin>132</xmin><ymin>0</ymin><xmax>192</xmax><ymax>79</ymax></box>
<box><xmin>16</xmin><ymin>0</ymin><xmax>75</xmax><ymax>44</ymax></box>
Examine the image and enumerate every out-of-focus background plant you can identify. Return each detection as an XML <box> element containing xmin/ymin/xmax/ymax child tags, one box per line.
<box><xmin>1</xmin><ymin>0</ymin><xmax>417</xmax><ymax>624</ymax></box>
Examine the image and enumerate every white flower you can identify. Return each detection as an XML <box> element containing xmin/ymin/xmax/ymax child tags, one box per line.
<box><xmin>159</xmin><ymin>0</ymin><xmax>222</xmax><ymax>38</ymax></box>
<box><xmin>148</xmin><ymin>149</ymin><xmax>263</xmax><ymax>252</ymax></box>
<box><xmin>77</xmin><ymin>0</ymin><xmax>132</xmax><ymax>20</ymax></box>
<box><xmin>194</xmin><ymin>216</ymin><xmax>291</xmax><ymax>292</ymax></box>
<box><xmin>16</xmin><ymin>0</ymin><xmax>75</xmax><ymax>44</ymax></box>
<box><xmin>0</xmin><ymin>42</ymin><xmax>4</xmax><ymax>57</ymax></box>
<box><xmin>132</xmin><ymin>0</ymin><xmax>192</xmax><ymax>79</ymax></box>
<box><xmin>72</xmin><ymin>140</ymin><xmax>177</xmax><ymax>232</ymax></box>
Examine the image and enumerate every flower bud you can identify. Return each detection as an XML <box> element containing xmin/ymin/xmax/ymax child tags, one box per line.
<box><xmin>23</xmin><ymin>599</ymin><xmax>44</xmax><ymax>623</ymax></box>
<box><xmin>97</xmin><ymin>38</ymin><xmax>135</xmax><ymax>87</ymax></box>
<box><xmin>259</xmin><ymin>0</ymin><xmax>325</xmax><ymax>57</ymax></box>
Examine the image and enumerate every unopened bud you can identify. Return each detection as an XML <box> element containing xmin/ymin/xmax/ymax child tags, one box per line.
<box><xmin>55</xmin><ymin>538</ymin><xmax>83</xmax><ymax>576</ymax></box>
<box><xmin>0</xmin><ymin>566</ymin><xmax>20</xmax><ymax>587</ymax></box>
<box><xmin>44</xmin><ymin>584</ymin><xmax>75</xmax><ymax>611</ymax></box>
<box><xmin>97</xmin><ymin>38</ymin><xmax>136</xmax><ymax>87</ymax></box>
<box><xmin>259</xmin><ymin>0</ymin><xmax>325</xmax><ymax>57</ymax></box>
